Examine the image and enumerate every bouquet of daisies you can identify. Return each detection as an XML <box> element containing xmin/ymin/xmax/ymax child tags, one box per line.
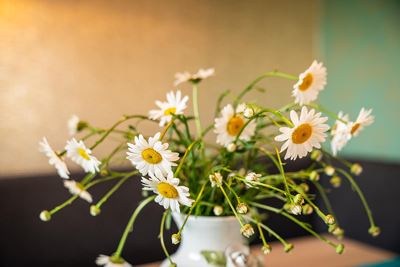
<box><xmin>39</xmin><ymin>62</ymin><xmax>379</xmax><ymax>267</ymax></box>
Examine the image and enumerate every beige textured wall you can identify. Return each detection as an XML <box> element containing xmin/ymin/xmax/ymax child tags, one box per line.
<box><xmin>0</xmin><ymin>0</ymin><xmax>317</xmax><ymax>177</ymax></box>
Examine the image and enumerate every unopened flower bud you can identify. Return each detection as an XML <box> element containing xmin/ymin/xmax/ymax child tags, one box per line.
<box><xmin>171</xmin><ymin>233</ymin><xmax>181</xmax><ymax>245</ymax></box>
<box><xmin>293</xmin><ymin>194</ymin><xmax>304</xmax><ymax>205</ymax></box>
<box><xmin>336</xmin><ymin>244</ymin><xmax>345</xmax><ymax>254</ymax></box>
<box><xmin>236</xmin><ymin>203</ymin><xmax>249</xmax><ymax>214</ymax></box>
<box><xmin>350</xmin><ymin>163</ymin><xmax>363</xmax><ymax>176</ymax></box>
<box><xmin>209</xmin><ymin>172</ymin><xmax>223</xmax><ymax>187</ymax></box>
<box><xmin>213</xmin><ymin>205</ymin><xmax>223</xmax><ymax>216</ymax></box>
<box><xmin>243</xmin><ymin>108</ymin><xmax>254</xmax><ymax>118</ymax></box>
<box><xmin>325</xmin><ymin>214</ymin><xmax>335</xmax><ymax>225</ymax></box>
<box><xmin>39</xmin><ymin>210</ymin><xmax>51</xmax><ymax>222</ymax></box>
<box><xmin>100</xmin><ymin>169</ymin><xmax>109</xmax><ymax>177</ymax></box>
<box><xmin>310</xmin><ymin>150</ymin><xmax>323</xmax><ymax>161</ymax></box>
<box><xmin>77</xmin><ymin>121</ymin><xmax>88</xmax><ymax>132</ymax></box>
<box><xmin>309</xmin><ymin>171</ymin><xmax>320</xmax><ymax>181</ymax></box>
<box><xmin>368</xmin><ymin>226</ymin><xmax>381</xmax><ymax>237</ymax></box>
<box><xmin>290</xmin><ymin>204</ymin><xmax>302</xmax><ymax>215</ymax></box>
<box><xmin>333</xmin><ymin>227</ymin><xmax>344</xmax><ymax>239</ymax></box>
<box><xmin>240</xmin><ymin>224</ymin><xmax>255</xmax><ymax>238</ymax></box>
<box><xmin>330</xmin><ymin>175</ymin><xmax>342</xmax><ymax>188</ymax></box>
<box><xmin>227</xmin><ymin>143</ymin><xmax>237</xmax><ymax>152</ymax></box>
<box><xmin>245</xmin><ymin>172</ymin><xmax>261</xmax><ymax>183</ymax></box>
<box><xmin>324</xmin><ymin>165</ymin><xmax>335</xmax><ymax>176</ymax></box>
<box><xmin>284</xmin><ymin>243</ymin><xmax>294</xmax><ymax>253</ymax></box>
<box><xmin>261</xmin><ymin>244</ymin><xmax>272</xmax><ymax>254</ymax></box>
<box><xmin>299</xmin><ymin>183</ymin><xmax>309</xmax><ymax>192</ymax></box>
<box><xmin>90</xmin><ymin>205</ymin><xmax>101</xmax><ymax>216</ymax></box>
<box><xmin>302</xmin><ymin>204</ymin><xmax>313</xmax><ymax>215</ymax></box>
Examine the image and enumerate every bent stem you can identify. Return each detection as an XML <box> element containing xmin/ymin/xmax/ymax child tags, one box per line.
<box><xmin>114</xmin><ymin>195</ymin><xmax>156</xmax><ymax>258</ymax></box>
<box><xmin>160</xmin><ymin>210</ymin><xmax>175</xmax><ymax>265</ymax></box>
<box><xmin>235</xmin><ymin>70</ymin><xmax>298</xmax><ymax>106</ymax></box>
<box><xmin>247</xmin><ymin>217</ymin><xmax>290</xmax><ymax>249</ymax></box>
<box><xmin>177</xmin><ymin>182</ymin><xmax>207</xmax><ymax>235</ymax></box>
<box><xmin>174</xmin><ymin>140</ymin><xmax>201</xmax><ymax>177</ymax></box>
<box><xmin>336</xmin><ymin>168</ymin><xmax>377</xmax><ymax>229</ymax></box>
<box><xmin>94</xmin><ymin>171</ymin><xmax>138</xmax><ymax>210</ymax></box>
<box><xmin>218</xmin><ymin>184</ymin><xmax>244</xmax><ymax>227</ymax></box>
<box><xmin>250</xmin><ymin>201</ymin><xmax>339</xmax><ymax>249</ymax></box>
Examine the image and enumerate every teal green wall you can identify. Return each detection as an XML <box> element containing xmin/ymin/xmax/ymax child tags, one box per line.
<box><xmin>319</xmin><ymin>0</ymin><xmax>400</xmax><ymax>162</ymax></box>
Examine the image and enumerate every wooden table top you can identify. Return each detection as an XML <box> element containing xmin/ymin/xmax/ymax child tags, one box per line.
<box><xmin>136</xmin><ymin>235</ymin><xmax>397</xmax><ymax>267</ymax></box>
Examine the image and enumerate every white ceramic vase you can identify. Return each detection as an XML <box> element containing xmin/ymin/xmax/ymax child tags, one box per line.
<box><xmin>160</xmin><ymin>213</ymin><xmax>246</xmax><ymax>267</ymax></box>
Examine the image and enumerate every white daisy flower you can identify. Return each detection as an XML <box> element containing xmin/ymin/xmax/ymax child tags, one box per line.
<box><xmin>149</xmin><ymin>90</ymin><xmax>189</xmax><ymax>127</ymax></box>
<box><xmin>331</xmin><ymin>108</ymin><xmax>374</xmax><ymax>155</ymax></box>
<box><xmin>64</xmin><ymin>180</ymin><xmax>92</xmax><ymax>203</ymax></box>
<box><xmin>96</xmin><ymin>254</ymin><xmax>132</xmax><ymax>267</ymax></box>
<box><xmin>174</xmin><ymin>68</ymin><xmax>215</xmax><ymax>86</ymax></box>
<box><xmin>275</xmin><ymin>106</ymin><xmax>329</xmax><ymax>160</ymax></box>
<box><xmin>293</xmin><ymin>60</ymin><xmax>327</xmax><ymax>105</ymax></box>
<box><xmin>331</xmin><ymin>112</ymin><xmax>351</xmax><ymax>156</ymax></box>
<box><xmin>65</xmin><ymin>138</ymin><xmax>101</xmax><ymax>173</ymax></box>
<box><xmin>39</xmin><ymin>137</ymin><xmax>70</xmax><ymax>179</ymax></box>
<box><xmin>349</xmin><ymin>108</ymin><xmax>374</xmax><ymax>137</ymax></box>
<box><xmin>214</xmin><ymin>104</ymin><xmax>256</xmax><ymax>147</ymax></box>
<box><xmin>141</xmin><ymin>171</ymin><xmax>193</xmax><ymax>213</ymax></box>
<box><xmin>68</xmin><ymin>115</ymin><xmax>80</xmax><ymax>136</ymax></box>
<box><xmin>126</xmin><ymin>132</ymin><xmax>179</xmax><ymax>176</ymax></box>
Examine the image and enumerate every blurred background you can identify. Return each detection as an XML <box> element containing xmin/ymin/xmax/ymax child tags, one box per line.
<box><xmin>0</xmin><ymin>0</ymin><xmax>399</xmax><ymax>266</ymax></box>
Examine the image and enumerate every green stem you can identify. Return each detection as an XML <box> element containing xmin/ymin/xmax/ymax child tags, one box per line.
<box><xmin>247</xmin><ymin>217</ymin><xmax>289</xmax><ymax>247</ymax></box>
<box><xmin>174</xmin><ymin>140</ymin><xmax>200</xmax><ymax>177</ymax></box>
<box><xmin>160</xmin><ymin>210</ymin><xmax>175</xmax><ymax>265</ymax></box>
<box><xmin>250</xmin><ymin>202</ymin><xmax>338</xmax><ymax>248</ymax></box>
<box><xmin>313</xmin><ymin>181</ymin><xmax>339</xmax><ymax>225</ymax></box>
<box><xmin>192</xmin><ymin>83</ymin><xmax>202</xmax><ymax>139</ymax></box>
<box><xmin>235</xmin><ymin>71</ymin><xmax>298</xmax><ymax>106</ymax></box>
<box><xmin>114</xmin><ymin>195</ymin><xmax>156</xmax><ymax>257</ymax></box>
<box><xmin>90</xmin><ymin>115</ymin><xmax>144</xmax><ymax>150</ymax></box>
<box><xmin>218</xmin><ymin>184</ymin><xmax>244</xmax><ymax>226</ymax></box>
<box><xmin>178</xmin><ymin>182</ymin><xmax>207</xmax><ymax>235</ymax></box>
<box><xmin>336</xmin><ymin>168</ymin><xmax>377</xmax><ymax>228</ymax></box>
<box><xmin>95</xmin><ymin>171</ymin><xmax>138</xmax><ymax>209</ymax></box>
<box><xmin>307</xmin><ymin>104</ymin><xmax>347</xmax><ymax>124</ymax></box>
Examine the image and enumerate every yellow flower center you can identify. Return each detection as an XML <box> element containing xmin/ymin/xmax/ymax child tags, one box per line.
<box><xmin>299</xmin><ymin>73</ymin><xmax>313</xmax><ymax>91</ymax></box>
<box><xmin>141</xmin><ymin>148</ymin><xmax>162</xmax><ymax>164</ymax></box>
<box><xmin>157</xmin><ymin>182</ymin><xmax>179</xmax><ymax>198</ymax></box>
<box><xmin>292</xmin><ymin>123</ymin><xmax>313</xmax><ymax>144</ymax></box>
<box><xmin>78</xmin><ymin>148</ymin><xmax>90</xmax><ymax>160</ymax></box>
<box><xmin>75</xmin><ymin>182</ymin><xmax>85</xmax><ymax>191</ymax></box>
<box><xmin>350</xmin><ymin>123</ymin><xmax>360</xmax><ymax>135</ymax></box>
<box><xmin>227</xmin><ymin>116</ymin><xmax>245</xmax><ymax>136</ymax></box>
<box><xmin>164</xmin><ymin>107</ymin><xmax>177</xmax><ymax>116</ymax></box>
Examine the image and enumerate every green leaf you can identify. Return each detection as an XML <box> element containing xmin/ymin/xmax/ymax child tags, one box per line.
<box><xmin>200</xmin><ymin>250</ymin><xmax>226</xmax><ymax>266</ymax></box>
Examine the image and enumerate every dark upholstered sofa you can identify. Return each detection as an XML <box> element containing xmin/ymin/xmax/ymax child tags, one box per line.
<box><xmin>0</xmin><ymin>158</ymin><xmax>398</xmax><ymax>266</ymax></box>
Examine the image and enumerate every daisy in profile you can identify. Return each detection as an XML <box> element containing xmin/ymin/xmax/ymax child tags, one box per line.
<box><xmin>149</xmin><ymin>90</ymin><xmax>189</xmax><ymax>127</ymax></box>
<box><xmin>96</xmin><ymin>254</ymin><xmax>132</xmax><ymax>267</ymax></box>
<box><xmin>275</xmin><ymin>106</ymin><xmax>329</xmax><ymax>160</ymax></box>
<box><xmin>65</xmin><ymin>138</ymin><xmax>101</xmax><ymax>173</ymax></box>
<box><xmin>174</xmin><ymin>68</ymin><xmax>215</xmax><ymax>86</ymax></box>
<box><xmin>126</xmin><ymin>132</ymin><xmax>179</xmax><ymax>176</ymax></box>
<box><xmin>331</xmin><ymin>108</ymin><xmax>374</xmax><ymax>155</ymax></box>
<box><xmin>331</xmin><ymin>112</ymin><xmax>351</xmax><ymax>156</ymax></box>
<box><xmin>67</xmin><ymin>115</ymin><xmax>80</xmax><ymax>136</ymax></box>
<box><xmin>141</xmin><ymin>171</ymin><xmax>193</xmax><ymax>213</ymax></box>
<box><xmin>292</xmin><ymin>60</ymin><xmax>327</xmax><ymax>105</ymax></box>
<box><xmin>349</xmin><ymin>108</ymin><xmax>374</xmax><ymax>136</ymax></box>
<box><xmin>214</xmin><ymin>104</ymin><xmax>256</xmax><ymax>147</ymax></box>
<box><xmin>39</xmin><ymin>137</ymin><xmax>70</xmax><ymax>179</ymax></box>
<box><xmin>64</xmin><ymin>180</ymin><xmax>92</xmax><ymax>203</ymax></box>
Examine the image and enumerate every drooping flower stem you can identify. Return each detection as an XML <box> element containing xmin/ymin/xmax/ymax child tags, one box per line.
<box><xmin>313</xmin><ymin>181</ymin><xmax>340</xmax><ymax>226</ymax></box>
<box><xmin>159</xmin><ymin>210</ymin><xmax>175</xmax><ymax>266</ymax></box>
<box><xmin>235</xmin><ymin>70</ymin><xmax>298</xmax><ymax>106</ymax></box>
<box><xmin>218</xmin><ymin>184</ymin><xmax>244</xmax><ymax>227</ymax></box>
<box><xmin>177</xmin><ymin>182</ymin><xmax>207</xmax><ymax>235</ymax></box>
<box><xmin>336</xmin><ymin>168</ymin><xmax>378</xmax><ymax>230</ymax></box>
<box><xmin>250</xmin><ymin>202</ymin><xmax>340</xmax><ymax>249</ymax></box>
<box><xmin>247</xmin><ymin>217</ymin><xmax>291</xmax><ymax>250</ymax></box>
<box><xmin>94</xmin><ymin>171</ymin><xmax>138</xmax><ymax>211</ymax></box>
<box><xmin>192</xmin><ymin>83</ymin><xmax>202</xmax><ymax>139</ymax></box>
<box><xmin>159</xmin><ymin>120</ymin><xmax>174</xmax><ymax>141</ymax></box>
<box><xmin>114</xmin><ymin>195</ymin><xmax>156</xmax><ymax>258</ymax></box>
<box><xmin>256</xmin><ymin>220</ymin><xmax>270</xmax><ymax>249</ymax></box>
